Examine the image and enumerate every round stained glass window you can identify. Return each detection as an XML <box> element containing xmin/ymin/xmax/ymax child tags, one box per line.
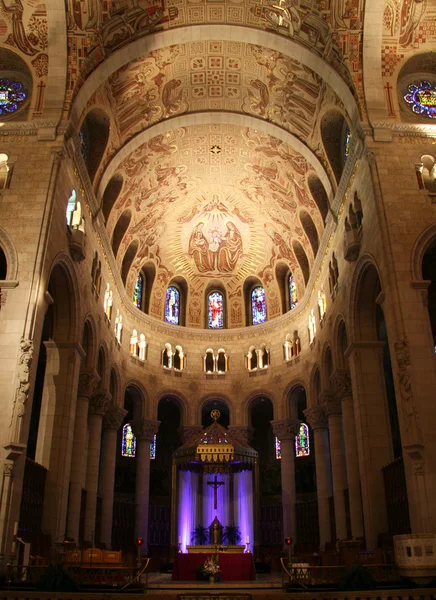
<box><xmin>404</xmin><ymin>81</ymin><xmax>436</xmax><ymax>119</ymax></box>
<box><xmin>0</xmin><ymin>79</ymin><xmax>27</xmax><ymax>115</ymax></box>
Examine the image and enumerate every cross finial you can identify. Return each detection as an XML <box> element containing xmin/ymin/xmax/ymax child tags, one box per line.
<box><xmin>211</xmin><ymin>409</ymin><xmax>220</xmax><ymax>421</ymax></box>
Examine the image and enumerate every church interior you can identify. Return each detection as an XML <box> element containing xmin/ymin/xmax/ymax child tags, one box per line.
<box><xmin>0</xmin><ymin>0</ymin><xmax>436</xmax><ymax>590</ymax></box>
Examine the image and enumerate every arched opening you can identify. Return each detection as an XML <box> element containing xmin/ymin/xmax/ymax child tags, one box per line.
<box><xmin>422</xmin><ymin>241</ymin><xmax>436</xmax><ymax>349</ymax></box>
<box><xmin>324</xmin><ymin>346</ymin><xmax>334</xmax><ymax>388</ymax></box>
<box><xmin>202</xmin><ymin>399</ymin><xmax>230</xmax><ymax>428</ymax></box>
<box><xmin>0</xmin><ymin>246</ymin><xmax>7</xmax><ymax>279</ymax></box>
<box><xmin>165</xmin><ymin>278</ymin><xmax>187</xmax><ymax>326</ymax></box>
<box><xmin>79</xmin><ymin>108</ymin><xmax>110</xmax><ymax>184</ymax></box>
<box><xmin>275</xmin><ymin>262</ymin><xmax>288</xmax><ymax>314</ymax></box>
<box><xmin>109</xmin><ymin>368</ymin><xmax>118</xmax><ymax>405</ymax></box>
<box><xmin>251</xmin><ymin>286</ymin><xmax>267</xmax><ymax>325</ymax></box>
<box><xmin>121</xmin><ymin>240</ymin><xmax>139</xmax><ymax>285</ymax></box>
<box><xmin>336</xmin><ymin>320</ymin><xmax>348</xmax><ymax>370</ymax></box>
<box><xmin>321</xmin><ymin>110</ymin><xmax>348</xmax><ymax>184</ymax></box>
<box><xmin>97</xmin><ymin>346</ymin><xmax>106</xmax><ymax>387</ymax></box>
<box><xmin>307</xmin><ymin>174</ymin><xmax>329</xmax><ymax>224</ymax></box>
<box><xmin>300</xmin><ymin>210</ymin><xmax>319</xmax><ymax>259</ymax></box>
<box><xmin>292</xmin><ymin>240</ymin><xmax>310</xmax><ymax>285</ymax></box>
<box><xmin>102</xmin><ymin>174</ymin><xmax>123</xmax><ymax>223</ymax></box>
<box><xmin>142</xmin><ymin>262</ymin><xmax>156</xmax><ymax>314</ymax></box>
<box><xmin>206</xmin><ymin>290</ymin><xmax>225</xmax><ymax>329</ymax></box>
<box><xmin>204</xmin><ymin>349</ymin><xmax>214</xmax><ymax>373</ymax></box>
<box><xmin>112</xmin><ymin>209</ymin><xmax>132</xmax><ymax>259</ymax></box>
<box><xmin>81</xmin><ymin>320</ymin><xmax>94</xmax><ymax>370</ymax></box>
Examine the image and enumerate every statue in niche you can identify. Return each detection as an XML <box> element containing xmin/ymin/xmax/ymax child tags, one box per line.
<box><xmin>209</xmin><ymin>517</ymin><xmax>223</xmax><ymax>545</ymax></box>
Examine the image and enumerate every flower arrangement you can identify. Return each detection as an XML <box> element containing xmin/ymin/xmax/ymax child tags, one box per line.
<box><xmin>201</xmin><ymin>555</ymin><xmax>221</xmax><ymax>581</ymax></box>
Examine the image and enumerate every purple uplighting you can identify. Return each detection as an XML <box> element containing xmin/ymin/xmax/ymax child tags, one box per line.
<box><xmin>234</xmin><ymin>470</ymin><xmax>254</xmax><ymax>548</ymax></box>
<box><xmin>178</xmin><ymin>470</ymin><xmax>199</xmax><ymax>552</ymax></box>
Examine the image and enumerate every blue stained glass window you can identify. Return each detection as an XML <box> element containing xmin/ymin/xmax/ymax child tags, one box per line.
<box><xmin>133</xmin><ymin>273</ymin><xmax>143</xmax><ymax>309</ymax></box>
<box><xmin>251</xmin><ymin>286</ymin><xmax>266</xmax><ymax>325</ymax></box>
<box><xmin>275</xmin><ymin>437</ymin><xmax>281</xmax><ymax>460</ymax></box>
<box><xmin>150</xmin><ymin>434</ymin><xmax>156</xmax><ymax>460</ymax></box>
<box><xmin>122</xmin><ymin>423</ymin><xmax>136</xmax><ymax>458</ymax></box>
<box><xmin>165</xmin><ymin>286</ymin><xmax>180</xmax><ymax>325</ymax></box>
<box><xmin>343</xmin><ymin>127</ymin><xmax>351</xmax><ymax>162</ymax></box>
<box><xmin>208</xmin><ymin>291</ymin><xmax>224</xmax><ymax>328</ymax></box>
<box><xmin>289</xmin><ymin>274</ymin><xmax>298</xmax><ymax>310</ymax></box>
<box><xmin>295</xmin><ymin>423</ymin><xmax>310</xmax><ymax>457</ymax></box>
<box><xmin>0</xmin><ymin>79</ymin><xmax>26</xmax><ymax>115</ymax></box>
<box><xmin>404</xmin><ymin>81</ymin><xmax>436</xmax><ymax>119</ymax></box>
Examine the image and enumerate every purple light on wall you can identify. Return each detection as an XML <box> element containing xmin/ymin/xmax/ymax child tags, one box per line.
<box><xmin>178</xmin><ymin>470</ymin><xmax>198</xmax><ymax>552</ymax></box>
<box><xmin>203</xmin><ymin>472</ymin><xmax>230</xmax><ymax>530</ymax></box>
<box><xmin>234</xmin><ymin>470</ymin><xmax>254</xmax><ymax>548</ymax></box>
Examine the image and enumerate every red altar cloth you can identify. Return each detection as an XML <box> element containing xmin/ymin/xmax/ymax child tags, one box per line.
<box><xmin>172</xmin><ymin>553</ymin><xmax>256</xmax><ymax>581</ymax></box>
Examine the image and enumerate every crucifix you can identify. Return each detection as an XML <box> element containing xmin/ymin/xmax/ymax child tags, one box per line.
<box><xmin>207</xmin><ymin>474</ymin><xmax>225</xmax><ymax>510</ymax></box>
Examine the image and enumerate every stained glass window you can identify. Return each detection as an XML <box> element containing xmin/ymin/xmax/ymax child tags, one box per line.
<box><xmin>289</xmin><ymin>274</ymin><xmax>298</xmax><ymax>310</ymax></box>
<box><xmin>150</xmin><ymin>434</ymin><xmax>156</xmax><ymax>460</ymax></box>
<box><xmin>0</xmin><ymin>79</ymin><xmax>27</xmax><ymax>115</ymax></box>
<box><xmin>275</xmin><ymin>437</ymin><xmax>281</xmax><ymax>460</ymax></box>
<box><xmin>208</xmin><ymin>291</ymin><xmax>224</xmax><ymax>328</ymax></box>
<box><xmin>133</xmin><ymin>273</ymin><xmax>143</xmax><ymax>309</ymax></box>
<box><xmin>295</xmin><ymin>423</ymin><xmax>310</xmax><ymax>458</ymax></box>
<box><xmin>343</xmin><ymin>127</ymin><xmax>352</xmax><ymax>162</ymax></box>
<box><xmin>251</xmin><ymin>286</ymin><xmax>266</xmax><ymax>325</ymax></box>
<box><xmin>122</xmin><ymin>423</ymin><xmax>136</xmax><ymax>458</ymax></box>
<box><xmin>165</xmin><ymin>286</ymin><xmax>180</xmax><ymax>325</ymax></box>
<box><xmin>404</xmin><ymin>81</ymin><xmax>436</xmax><ymax>119</ymax></box>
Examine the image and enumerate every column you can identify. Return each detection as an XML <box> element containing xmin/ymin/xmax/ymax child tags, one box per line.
<box><xmin>330</xmin><ymin>370</ymin><xmax>364</xmax><ymax>539</ymax></box>
<box><xmin>304</xmin><ymin>406</ymin><xmax>332</xmax><ymax>550</ymax></box>
<box><xmin>83</xmin><ymin>391</ymin><xmax>110</xmax><ymax>543</ymax></box>
<box><xmin>271</xmin><ymin>419</ymin><xmax>299</xmax><ymax>546</ymax></box>
<box><xmin>66</xmin><ymin>371</ymin><xmax>99</xmax><ymax>543</ymax></box>
<box><xmin>346</xmin><ymin>342</ymin><xmax>392</xmax><ymax>548</ymax></box>
<box><xmin>321</xmin><ymin>390</ymin><xmax>348</xmax><ymax>541</ymax></box>
<box><xmin>99</xmin><ymin>406</ymin><xmax>127</xmax><ymax>549</ymax></box>
<box><xmin>36</xmin><ymin>342</ymin><xmax>83</xmax><ymax>541</ymax></box>
<box><xmin>132</xmin><ymin>419</ymin><xmax>160</xmax><ymax>553</ymax></box>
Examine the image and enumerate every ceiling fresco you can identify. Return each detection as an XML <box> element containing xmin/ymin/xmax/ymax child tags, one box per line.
<box><xmin>108</xmin><ymin>124</ymin><xmax>323</xmax><ymax>326</ymax></box>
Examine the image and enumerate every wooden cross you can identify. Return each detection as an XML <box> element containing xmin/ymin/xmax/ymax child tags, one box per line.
<box><xmin>207</xmin><ymin>474</ymin><xmax>225</xmax><ymax>510</ymax></box>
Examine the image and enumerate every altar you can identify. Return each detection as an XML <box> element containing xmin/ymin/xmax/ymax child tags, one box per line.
<box><xmin>172</xmin><ymin>553</ymin><xmax>256</xmax><ymax>581</ymax></box>
<box><xmin>186</xmin><ymin>545</ymin><xmax>245</xmax><ymax>554</ymax></box>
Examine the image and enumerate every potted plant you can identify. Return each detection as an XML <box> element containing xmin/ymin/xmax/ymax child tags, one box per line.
<box><xmin>191</xmin><ymin>525</ymin><xmax>209</xmax><ymax>545</ymax></box>
<box><xmin>200</xmin><ymin>555</ymin><xmax>221</xmax><ymax>582</ymax></box>
<box><xmin>223</xmin><ymin>525</ymin><xmax>242</xmax><ymax>545</ymax></box>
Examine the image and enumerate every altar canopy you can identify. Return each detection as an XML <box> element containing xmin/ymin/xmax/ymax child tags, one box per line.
<box><xmin>173</xmin><ymin>412</ymin><xmax>258</xmax><ymax>553</ymax></box>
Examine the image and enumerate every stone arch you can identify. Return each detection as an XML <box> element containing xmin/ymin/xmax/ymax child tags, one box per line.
<box><xmin>411</xmin><ymin>222</ymin><xmax>436</xmax><ymax>281</ymax></box>
<box><xmin>154</xmin><ymin>390</ymin><xmax>188</xmax><ymax>425</ymax></box>
<box><xmin>275</xmin><ymin>261</ymin><xmax>289</xmax><ymax>314</ymax></box>
<box><xmin>0</xmin><ymin>49</ymin><xmax>33</xmax><ymax>120</ymax></box>
<box><xmin>123</xmin><ymin>380</ymin><xmax>148</xmax><ymax>419</ymax></box>
<box><xmin>198</xmin><ymin>393</ymin><xmax>235</xmax><ymax>427</ymax></box>
<box><xmin>79</xmin><ymin>107</ymin><xmax>110</xmax><ymax>184</ymax></box>
<box><xmin>308</xmin><ymin>364</ymin><xmax>321</xmax><ymax>406</ymax></box>
<box><xmin>320</xmin><ymin>108</ymin><xmax>349</xmax><ymax>185</ymax></box>
<box><xmin>0</xmin><ymin>225</ymin><xmax>18</xmax><ymax>279</ymax></box>
<box><xmin>349</xmin><ymin>254</ymin><xmax>383</xmax><ymax>342</ymax></box>
<box><xmin>46</xmin><ymin>253</ymin><xmax>80</xmax><ymax>343</ymax></box>
<box><xmin>307</xmin><ymin>172</ymin><xmax>330</xmax><ymax>224</ymax></box>
<box><xmin>362</xmin><ymin>0</ymin><xmax>387</xmax><ymax>124</ymax></box>
<box><xmin>109</xmin><ymin>363</ymin><xmax>122</xmax><ymax>406</ymax></box>
<box><xmin>321</xmin><ymin>342</ymin><xmax>334</xmax><ymax>390</ymax></box>
<box><xmin>397</xmin><ymin>52</ymin><xmax>436</xmax><ymax>123</ymax></box>
<box><xmin>243</xmin><ymin>390</ymin><xmax>277</xmax><ymax>425</ymax></box>
<box><xmin>121</xmin><ymin>239</ymin><xmax>139</xmax><ymax>285</ymax></box>
<box><xmin>283</xmin><ymin>381</ymin><xmax>308</xmax><ymax>420</ymax></box>
<box><xmin>41</xmin><ymin>0</ymin><xmax>67</xmax><ymax>123</ymax></box>
<box><xmin>96</xmin><ymin>342</ymin><xmax>108</xmax><ymax>389</ymax></box>
<box><xmin>292</xmin><ymin>240</ymin><xmax>310</xmax><ymax>285</ymax></box>
<box><xmin>332</xmin><ymin>314</ymin><xmax>349</xmax><ymax>371</ymax></box>
<box><xmin>411</xmin><ymin>223</ymin><xmax>436</xmax><ymax>348</ymax></box>
<box><xmin>112</xmin><ymin>209</ymin><xmax>132</xmax><ymax>259</ymax></box>
<box><xmin>81</xmin><ymin>315</ymin><xmax>97</xmax><ymax>370</ymax></box>
<box><xmin>299</xmin><ymin>210</ymin><xmax>319</xmax><ymax>260</ymax></box>
<box><xmin>101</xmin><ymin>173</ymin><xmax>124</xmax><ymax>223</ymax></box>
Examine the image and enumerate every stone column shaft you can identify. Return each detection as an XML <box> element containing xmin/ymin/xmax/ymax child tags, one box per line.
<box><xmin>99</xmin><ymin>407</ymin><xmax>127</xmax><ymax>549</ymax></box>
<box><xmin>326</xmin><ymin>407</ymin><xmax>348</xmax><ymax>540</ymax></box>
<box><xmin>304</xmin><ymin>407</ymin><xmax>332</xmax><ymax>549</ymax></box>
<box><xmin>272</xmin><ymin>419</ymin><xmax>299</xmax><ymax>545</ymax></box>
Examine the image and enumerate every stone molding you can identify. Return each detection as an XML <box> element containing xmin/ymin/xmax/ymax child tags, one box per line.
<box><xmin>319</xmin><ymin>390</ymin><xmax>342</xmax><ymax>417</ymax></box>
<box><xmin>228</xmin><ymin>425</ymin><xmax>253</xmax><ymax>445</ymax></box>
<box><xmin>304</xmin><ymin>406</ymin><xmax>327</xmax><ymax>430</ymax></box>
<box><xmin>394</xmin><ymin>338</ymin><xmax>423</xmax><ymax>446</ymax></box>
<box><xmin>132</xmin><ymin>418</ymin><xmax>160</xmax><ymax>441</ymax></box>
<box><xmin>271</xmin><ymin>418</ymin><xmax>300</xmax><ymax>442</ymax></box>
<box><xmin>178</xmin><ymin>425</ymin><xmax>203</xmax><ymax>444</ymax></box>
<box><xmin>103</xmin><ymin>406</ymin><xmax>128</xmax><ymax>431</ymax></box>
<box><xmin>89</xmin><ymin>391</ymin><xmax>111</xmax><ymax>416</ymax></box>
<box><xmin>78</xmin><ymin>370</ymin><xmax>100</xmax><ymax>399</ymax></box>
<box><xmin>330</xmin><ymin>370</ymin><xmax>352</xmax><ymax>400</ymax></box>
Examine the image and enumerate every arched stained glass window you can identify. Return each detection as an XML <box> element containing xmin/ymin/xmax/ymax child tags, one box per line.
<box><xmin>289</xmin><ymin>274</ymin><xmax>298</xmax><ymax>310</ymax></box>
<box><xmin>122</xmin><ymin>423</ymin><xmax>136</xmax><ymax>458</ymax></box>
<box><xmin>150</xmin><ymin>434</ymin><xmax>157</xmax><ymax>460</ymax></box>
<box><xmin>251</xmin><ymin>286</ymin><xmax>266</xmax><ymax>325</ymax></box>
<box><xmin>133</xmin><ymin>273</ymin><xmax>143</xmax><ymax>309</ymax></box>
<box><xmin>404</xmin><ymin>81</ymin><xmax>436</xmax><ymax>118</ymax></box>
<box><xmin>275</xmin><ymin>437</ymin><xmax>281</xmax><ymax>460</ymax></box>
<box><xmin>295</xmin><ymin>423</ymin><xmax>310</xmax><ymax>457</ymax></box>
<box><xmin>165</xmin><ymin>286</ymin><xmax>180</xmax><ymax>325</ymax></box>
<box><xmin>343</xmin><ymin>126</ymin><xmax>352</xmax><ymax>162</ymax></box>
<box><xmin>208</xmin><ymin>291</ymin><xmax>224</xmax><ymax>328</ymax></box>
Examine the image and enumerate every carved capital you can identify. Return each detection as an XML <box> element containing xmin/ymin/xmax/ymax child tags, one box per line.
<box><xmin>320</xmin><ymin>390</ymin><xmax>342</xmax><ymax>416</ymax></box>
<box><xmin>103</xmin><ymin>406</ymin><xmax>128</xmax><ymax>431</ymax></box>
<box><xmin>178</xmin><ymin>425</ymin><xmax>203</xmax><ymax>444</ymax></box>
<box><xmin>271</xmin><ymin>418</ymin><xmax>300</xmax><ymax>442</ymax></box>
<box><xmin>131</xmin><ymin>418</ymin><xmax>160</xmax><ymax>441</ymax></box>
<box><xmin>228</xmin><ymin>425</ymin><xmax>253</xmax><ymax>445</ymax></box>
<box><xmin>4</xmin><ymin>462</ymin><xmax>13</xmax><ymax>476</ymax></box>
<box><xmin>89</xmin><ymin>391</ymin><xmax>111</xmax><ymax>416</ymax></box>
<box><xmin>78</xmin><ymin>370</ymin><xmax>100</xmax><ymax>398</ymax></box>
<box><xmin>330</xmin><ymin>370</ymin><xmax>352</xmax><ymax>400</ymax></box>
<box><xmin>304</xmin><ymin>406</ymin><xmax>327</xmax><ymax>430</ymax></box>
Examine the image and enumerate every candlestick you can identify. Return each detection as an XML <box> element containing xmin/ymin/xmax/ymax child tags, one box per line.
<box><xmin>245</xmin><ymin>535</ymin><xmax>250</xmax><ymax>544</ymax></box>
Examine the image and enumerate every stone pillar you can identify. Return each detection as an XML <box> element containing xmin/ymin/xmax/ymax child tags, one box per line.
<box><xmin>330</xmin><ymin>370</ymin><xmax>364</xmax><ymax>539</ymax></box>
<box><xmin>100</xmin><ymin>406</ymin><xmax>127</xmax><ymax>549</ymax></box>
<box><xmin>321</xmin><ymin>390</ymin><xmax>348</xmax><ymax>541</ymax></box>
<box><xmin>66</xmin><ymin>371</ymin><xmax>99</xmax><ymax>543</ymax></box>
<box><xmin>132</xmin><ymin>419</ymin><xmax>160</xmax><ymax>553</ymax></box>
<box><xmin>271</xmin><ymin>419</ymin><xmax>299</xmax><ymax>546</ymax></box>
<box><xmin>304</xmin><ymin>406</ymin><xmax>332</xmax><ymax>550</ymax></box>
<box><xmin>36</xmin><ymin>342</ymin><xmax>83</xmax><ymax>541</ymax></box>
<box><xmin>83</xmin><ymin>391</ymin><xmax>110</xmax><ymax>543</ymax></box>
<box><xmin>346</xmin><ymin>342</ymin><xmax>392</xmax><ymax>548</ymax></box>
